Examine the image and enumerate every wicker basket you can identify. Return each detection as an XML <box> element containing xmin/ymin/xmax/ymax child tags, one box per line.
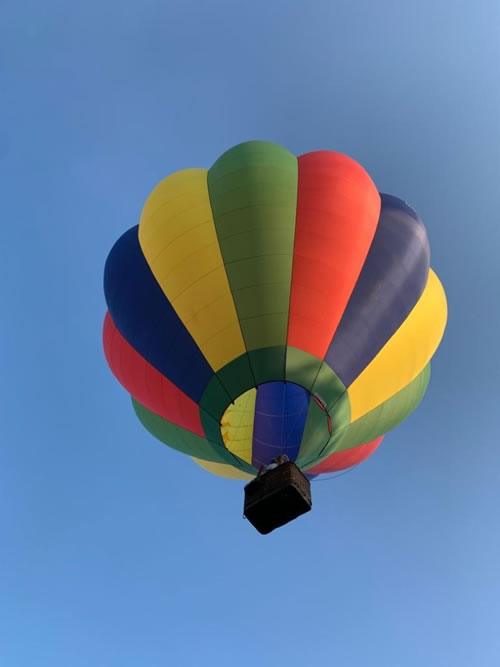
<box><xmin>243</xmin><ymin>461</ymin><xmax>312</xmax><ymax>534</ymax></box>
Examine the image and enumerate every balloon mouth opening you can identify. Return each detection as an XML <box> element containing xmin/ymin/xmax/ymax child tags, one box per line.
<box><xmin>220</xmin><ymin>381</ymin><xmax>333</xmax><ymax>468</ymax></box>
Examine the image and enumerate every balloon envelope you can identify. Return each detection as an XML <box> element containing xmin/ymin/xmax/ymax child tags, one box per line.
<box><xmin>103</xmin><ymin>141</ymin><xmax>447</xmax><ymax>479</ymax></box>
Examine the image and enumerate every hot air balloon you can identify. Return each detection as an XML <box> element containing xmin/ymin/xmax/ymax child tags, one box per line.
<box><xmin>103</xmin><ymin>141</ymin><xmax>447</xmax><ymax>534</ymax></box>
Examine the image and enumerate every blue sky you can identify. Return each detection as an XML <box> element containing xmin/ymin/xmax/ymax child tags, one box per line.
<box><xmin>2</xmin><ymin>1</ymin><xmax>500</xmax><ymax>665</ymax></box>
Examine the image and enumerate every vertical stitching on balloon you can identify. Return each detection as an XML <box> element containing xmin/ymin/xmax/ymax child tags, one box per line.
<box><xmin>283</xmin><ymin>155</ymin><xmax>300</xmax><ymax>382</ymax></box>
<box><xmin>205</xmin><ymin>171</ymin><xmax>258</xmax><ymax>393</ymax></box>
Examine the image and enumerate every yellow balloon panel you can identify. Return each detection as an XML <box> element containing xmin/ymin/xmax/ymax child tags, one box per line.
<box><xmin>220</xmin><ymin>388</ymin><xmax>256</xmax><ymax>464</ymax></box>
<box><xmin>348</xmin><ymin>269</ymin><xmax>447</xmax><ymax>421</ymax></box>
<box><xmin>191</xmin><ymin>457</ymin><xmax>254</xmax><ymax>480</ymax></box>
<box><xmin>138</xmin><ymin>169</ymin><xmax>246</xmax><ymax>371</ymax></box>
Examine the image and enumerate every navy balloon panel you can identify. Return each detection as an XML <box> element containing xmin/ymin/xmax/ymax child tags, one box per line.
<box><xmin>103</xmin><ymin>226</ymin><xmax>217</xmax><ymax>403</ymax></box>
<box><xmin>251</xmin><ymin>382</ymin><xmax>310</xmax><ymax>468</ymax></box>
<box><xmin>325</xmin><ymin>194</ymin><xmax>431</xmax><ymax>386</ymax></box>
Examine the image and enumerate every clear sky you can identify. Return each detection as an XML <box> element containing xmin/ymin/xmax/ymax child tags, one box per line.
<box><xmin>2</xmin><ymin>1</ymin><xmax>500</xmax><ymax>665</ymax></box>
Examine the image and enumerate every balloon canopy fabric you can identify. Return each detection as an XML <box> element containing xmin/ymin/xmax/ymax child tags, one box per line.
<box><xmin>103</xmin><ymin>141</ymin><xmax>447</xmax><ymax>479</ymax></box>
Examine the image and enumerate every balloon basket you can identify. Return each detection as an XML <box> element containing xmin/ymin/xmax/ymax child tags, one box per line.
<box><xmin>243</xmin><ymin>461</ymin><xmax>312</xmax><ymax>534</ymax></box>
